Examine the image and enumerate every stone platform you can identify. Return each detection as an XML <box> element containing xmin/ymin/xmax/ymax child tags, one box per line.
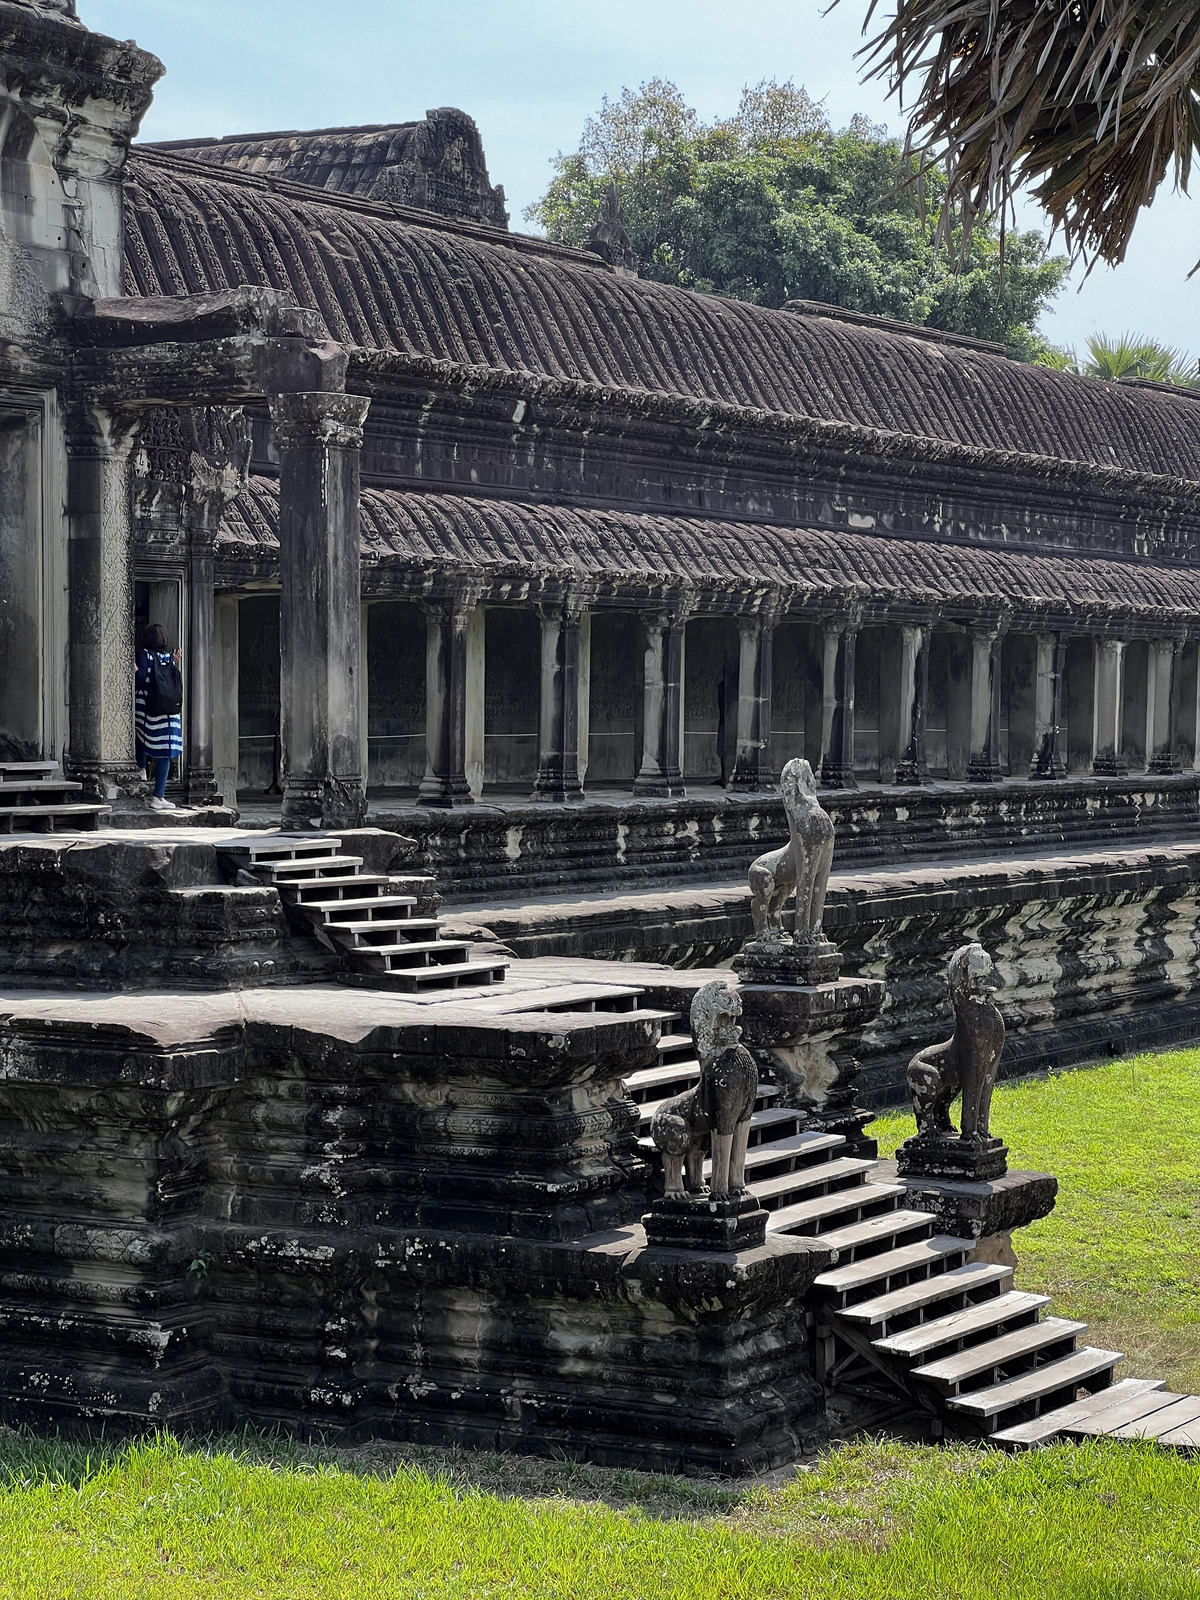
<box><xmin>445</xmin><ymin>834</ymin><xmax>1200</xmax><ymax>1104</ymax></box>
<box><xmin>0</xmin><ymin>961</ymin><xmax>827</xmax><ymax>1472</ymax></box>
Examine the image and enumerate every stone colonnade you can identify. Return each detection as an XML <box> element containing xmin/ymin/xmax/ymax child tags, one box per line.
<box><xmin>209</xmin><ymin>580</ymin><xmax>1196</xmax><ymax>809</ymax></box>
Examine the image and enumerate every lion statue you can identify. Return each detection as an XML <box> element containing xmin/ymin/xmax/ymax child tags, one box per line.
<box><xmin>748</xmin><ymin>758</ymin><xmax>835</xmax><ymax>946</ymax></box>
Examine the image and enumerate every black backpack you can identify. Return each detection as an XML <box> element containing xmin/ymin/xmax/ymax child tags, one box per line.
<box><xmin>146</xmin><ymin>653</ymin><xmax>183</xmax><ymax>717</ymax></box>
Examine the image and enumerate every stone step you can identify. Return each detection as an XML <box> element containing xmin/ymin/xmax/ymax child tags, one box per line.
<box><xmin>760</xmin><ymin>1180</ymin><xmax>907</xmax><ymax>1236</ymax></box>
<box><xmin>838</xmin><ymin>1263</ymin><xmax>1014</xmax><ymax>1334</ymax></box>
<box><xmin>946</xmin><ymin>1346</ymin><xmax>1123</xmax><ymax>1426</ymax></box>
<box><xmin>874</xmin><ymin>1290</ymin><xmax>1052</xmax><ymax>1360</ymax></box>
<box><xmin>751</xmin><ymin>1153</ymin><xmax>879</xmax><ymax>1206</ymax></box>
<box><xmin>911</xmin><ymin>1316</ymin><xmax>1087</xmax><ymax>1395</ymax></box>
<box><xmin>990</xmin><ymin>1378</ymin><xmax>1168</xmax><ymax>1449</ymax></box>
<box><xmin>814</xmin><ymin>1235</ymin><xmax>974</xmax><ymax>1308</ymax></box>
<box><xmin>810</xmin><ymin>1207</ymin><xmax>935</xmax><ymax>1262</ymax></box>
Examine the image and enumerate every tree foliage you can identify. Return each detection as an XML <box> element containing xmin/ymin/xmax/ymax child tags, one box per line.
<box><xmin>1036</xmin><ymin>331</ymin><xmax>1200</xmax><ymax>385</ymax></box>
<box><xmin>850</xmin><ymin>0</ymin><xmax>1200</xmax><ymax>268</ymax></box>
<box><xmin>527</xmin><ymin>79</ymin><xmax>1069</xmax><ymax>358</ymax></box>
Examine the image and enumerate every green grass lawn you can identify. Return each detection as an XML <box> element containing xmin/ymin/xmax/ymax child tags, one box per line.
<box><xmin>3</xmin><ymin>1047</ymin><xmax>1200</xmax><ymax>1599</ymax></box>
<box><xmin>1</xmin><ymin>1431</ymin><xmax>1198</xmax><ymax>1599</ymax></box>
<box><xmin>870</xmin><ymin>1046</ymin><xmax>1200</xmax><ymax>1394</ymax></box>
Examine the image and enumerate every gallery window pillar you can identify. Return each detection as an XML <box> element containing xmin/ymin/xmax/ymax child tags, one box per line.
<box><xmin>819</xmin><ymin>614</ymin><xmax>859</xmax><ymax>790</ymax></box>
<box><xmin>894</xmin><ymin>621</ymin><xmax>931</xmax><ymax>785</ymax></box>
<box><xmin>634</xmin><ymin>606</ymin><xmax>687</xmax><ymax>798</ymax></box>
<box><xmin>533</xmin><ymin>594</ymin><xmax>589</xmax><ymax>803</ymax></box>
<box><xmin>66</xmin><ymin>405</ymin><xmax>143</xmax><ymax>803</ymax></box>
<box><xmin>1030</xmin><ymin>632</ymin><xmax>1067</xmax><ymax>779</ymax></box>
<box><xmin>1092</xmin><ymin>636</ymin><xmax>1128</xmax><ymax>776</ymax></box>
<box><xmin>730</xmin><ymin>609</ymin><xmax>777</xmax><ymax>792</ymax></box>
<box><xmin>968</xmin><ymin>619</ymin><xmax>1006</xmax><ymax>782</ymax></box>
<box><xmin>1148</xmin><ymin>637</ymin><xmax>1183</xmax><ymax>775</ymax></box>
<box><xmin>418</xmin><ymin>585</ymin><xmax>481</xmax><ymax>808</ymax></box>
<box><xmin>212</xmin><ymin>595</ymin><xmax>240</xmax><ymax>808</ymax></box>
<box><xmin>269</xmin><ymin>392</ymin><xmax>371</xmax><ymax>829</ymax></box>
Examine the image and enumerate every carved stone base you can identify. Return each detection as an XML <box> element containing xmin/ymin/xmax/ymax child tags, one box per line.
<box><xmin>896</xmin><ymin>1131</ymin><xmax>1009</xmax><ymax>1182</ymax></box>
<box><xmin>872</xmin><ymin>1160</ymin><xmax>1057</xmax><ymax>1270</ymax></box>
<box><xmin>643</xmin><ymin>1192</ymin><xmax>768</xmax><ymax>1252</ymax></box>
<box><xmin>733</xmin><ymin>936</ymin><xmax>841</xmax><ymax>986</ymax></box>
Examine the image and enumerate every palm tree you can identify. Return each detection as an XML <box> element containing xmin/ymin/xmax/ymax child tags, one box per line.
<box><xmin>851</xmin><ymin>1</ymin><xmax>1200</xmax><ymax>266</ymax></box>
<box><xmin>1083</xmin><ymin>331</ymin><xmax>1200</xmax><ymax>382</ymax></box>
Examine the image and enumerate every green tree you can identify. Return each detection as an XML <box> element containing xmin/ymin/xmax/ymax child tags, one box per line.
<box><xmin>1037</xmin><ymin>333</ymin><xmax>1200</xmax><ymax>386</ymax></box>
<box><xmin>527</xmin><ymin>80</ymin><xmax>1068</xmax><ymax>358</ymax></box>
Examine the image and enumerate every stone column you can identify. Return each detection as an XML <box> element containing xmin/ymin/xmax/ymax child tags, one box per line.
<box><xmin>212</xmin><ymin>595</ymin><xmax>239</xmax><ymax>808</ymax></box>
<box><xmin>533</xmin><ymin>598</ymin><xmax>587</xmax><ymax>802</ymax></box>
<box><xmin>183</xmin><ymin>542</ymin><xmax>217</xmax><ymax>805</ymax></box>
<box><xmin>634</xmin><ymin>609</ymin><xmax>687</xmax><ymax>798</ymax></box>
<box><xmin>1148</xmin><ymin>638</ymin><xmax>1183</xmax><ymax>775</ymax></box>
<box><xmin>894</xmin><ymin>622</ymin><xmax>931</xmax><ymax>785</ymax></box>
<box><xmin>269</xmin><ymin>392</ymin><xmax>370</xmax><ymax>829</ymax></box>
<box><xmin>968</xmin><ymin>622</ymin><xmax>1005</xmax><ymax>782</ymax></box>
<box><xmin>1092</xmin><ymin>637</ymin><xmax>1127</xmax><ymax>776</ymax></box>
<box><xmin>418</xmin><ymin>589</ymin><xmax>480</xmax><ymax>807</ymax></box>
<box><xmin>730</xmin><ymin>612</ymin><xmax>776</xmax><ymax>791</ymax></box>
<box><xmin>65</xmin><ymin>406</ymin><xmax>143</xmax><ymax>803</ymax></box>
<box><xmin>1030</xmin><ymin>633</ymin><xmax>1067</xmax><ymax>779</ymax></box>
<box><xmin>819</xmin><ymin>617</ymin><xmax>858</xmax><ymax>790</ymax></box>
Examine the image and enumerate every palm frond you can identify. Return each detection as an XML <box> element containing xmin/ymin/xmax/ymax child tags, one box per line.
<box><xmin>850</xmin><ymin>1</ymin><xmax>1200</xmax><ymax>266</ymax></box>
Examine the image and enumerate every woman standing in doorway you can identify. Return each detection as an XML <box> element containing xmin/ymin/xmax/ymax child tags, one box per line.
<box><xmin>135</xmin><ymin>623</ymin><xmax>184</xmax><ymax>811</ymax></box>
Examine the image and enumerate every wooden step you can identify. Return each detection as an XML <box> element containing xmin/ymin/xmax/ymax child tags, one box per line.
<box><xmin>359</xmin><ymin>942</ymin><xmax>472</xmax><ymax>969</ymax></box>
<box><xmin>323</xmin><ymin>899</ymin><xmax>421</xmax><ymax>921</ymax></box>
<box><xmin>289</xmin><ymin>874</ymin><xmax>393</xmax><ymax>895</ymax></box>
<box><xmin>333</xmin><ymin>919</ymin><xmax>443</xmax><ymax>946</ymax></box>
<box><xmin>0</xmin><ymin>804</ymin><xmax>109</xmax><ymax>831</ymax></box>
<box><xmin>838</xmin><ymin>1262</ymin><xmax>1014</xmax><ymax>1332</ymax></box>
<box><xmin>262</xmin><ymin>856</ymin><xmax>366</xmax><ymax>878</ymax></box>
<box><xmin>373</xmin><ymin>959</ymin><xmax>508</xmax><ymax>993</ymax></box>
<box><xmin>762</xmin><ymin>1181</ymin><xmax>907</xmax><ymax>1235</ymax></box>
<box><xmin>0</xmin><ymin>761</ymin><xmax>58</xmax><ymax>780</ymax></box>
<box><xmin>746</xmin><ymin>1106</ymin><xmax>810</xmax><ymax>1146</ymax></box>
<box><xmin>237</xmin><ymin>836</ymin><xmax>345</xmax><ymax>860</ymax></box>
<box><xmin>296</xmin><ymin>893</ymin><xmax>411</xmax><ymax>914</ymax></box>
<box><xmin>875</xmin><ymin>1291</ymin><xmax>1052</xmax><ymax>1360</ymax></box>
<box><xmin>911</xmin><ymin>1317</ymin><xmax>1087</xmax><ymax>1394</ymax></box>
<box><xmin>1059</xmin><ymin>1384</ymin><xmax>1192</xmax><ymax>1439</ymax></box>
<box><xmin>753</xmin><ymin>1155</ymin><xmax>887</xmax><ymax>1208</ymax></box>
<box><xmin>744</xmin><ymin>1130</ymin><xmax>846</xmax><ymax>1175</ymax></box>
<box><xmin>814</xmin><ymin>1235</ymin><xmax>973</xmax><ymax>1305</ymax></box>
<box><xmin>1105</xmin><ymin>1394</ymin><xmax>1200</xmax><ymax>1441</ymax></box>
<box><xmin>322</xmin><ymin>910</ymin><xmax>421</xmax><ymax>931</ymax></box>
<box><xmin>812</xmin><ymin>1208</ymin><xmax>935</xmax><ymax>1260</ymax></box>
<box><xmin>947</xmin><ymin>1347</ymin><xmax>1122</xmax><ymax>1424</ymax></box>
<box><xmin>0</xmin><ymin>779</ymin><xmax>85</xmax><ymax>796</ymax></box>
<box><xmin>624</xmin><ymin>1061</ymin><xmax>700</xmax><ymax>1096</ymax></box>
<box><xmin>990</xmin><ymin>1378</ymin><xmax>1167</xmax><ymax>1448</ymax></box>
<box><xmin>637</xmin><ymin>1081</ymin><xmax>778</xmax><ymax>1130</ymax></box>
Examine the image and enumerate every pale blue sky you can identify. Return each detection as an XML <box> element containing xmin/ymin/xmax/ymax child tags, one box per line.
<box><xmin>82</xmin><ymin>0</ymin><xmax>1200</xmax><ymax>361</ymax></box>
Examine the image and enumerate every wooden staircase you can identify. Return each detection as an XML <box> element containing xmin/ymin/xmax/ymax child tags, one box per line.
<box><xmin>0</xmin><ymin>762</ymin><xmax>109</xmax><ymax>833</ymax></box>
<box><xmin>226</xmin><ymin>834</ymin><xmax>509</xmax><ymax>992</ymax></box>
<box><xmin>629</xmin><ymin>1048</ymin><xmax>1200</xmax><ymax>1449</ymax></box>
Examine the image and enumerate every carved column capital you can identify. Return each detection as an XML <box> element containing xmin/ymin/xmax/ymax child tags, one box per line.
<box><xmin>268</xmin><ymin>392</ymin><xmax>370</xmax><ymax>450</ymax></box>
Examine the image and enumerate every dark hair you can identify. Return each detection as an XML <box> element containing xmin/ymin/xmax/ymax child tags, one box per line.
<box><xmin>141</xmin><ymin>622</ymin><xmax>169</xmax><ymax>652</ymax></box>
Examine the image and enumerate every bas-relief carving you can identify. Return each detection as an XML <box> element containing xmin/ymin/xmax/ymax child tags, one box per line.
<box><xmin>651</xmin><ymin>980</ymin><xmax>758</xmax><ymax>1200</ymax></box>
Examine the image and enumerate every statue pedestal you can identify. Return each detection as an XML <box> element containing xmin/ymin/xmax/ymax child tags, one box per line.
<box><xmin>643</xmin><ymin>1192</ymin><xmax>768</xmax><ymax>1252</ymax></box>
<box><xmin>874</xmin><ymin>1159</ymin><xmax>1057</xmax><ymax>1269</ymax></box>
<box><xmin>735</xmin><ymin>946</ymin><xmax>884</xmax><ymax>1156</ymax></box>
<box><xmin>897</xmin><ymin>1131</ymin><xmax>1009</xmax><ymax>1182</ymax></box>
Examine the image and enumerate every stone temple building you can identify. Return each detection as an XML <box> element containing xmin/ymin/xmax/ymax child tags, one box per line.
<box><xmin>2</xmin><ymin>0</ymin><xmax>1200</xmax><ymax>1464</ymax></box>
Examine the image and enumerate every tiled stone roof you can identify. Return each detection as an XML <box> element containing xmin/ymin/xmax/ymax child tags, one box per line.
<box><xmin>221</xmin><ymin>477</ymin><xmax>1200</xmax><ymax>620</ymax></box>
<box><xmin>124</xmin><ymin>152</ymin><xmax>1200</xmax><ymax>484</ymax></box>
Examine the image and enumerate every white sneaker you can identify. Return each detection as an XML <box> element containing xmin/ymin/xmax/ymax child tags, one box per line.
<box><xmin>149</xmin><ymin>796</ymin><xmax>176</xmax><ymax>811</ymax></box>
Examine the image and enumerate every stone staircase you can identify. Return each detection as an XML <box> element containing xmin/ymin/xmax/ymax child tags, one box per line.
<box><xmin>226</xmin><ymin>834</ymin><xmax>509</xmax><ymax>992</ymax></box>
<box><xmin>0</xmin><ymin>762</ymin><xmax>108</xmax><ymax>833</ymax></box>
<box><xmin>627</xmin><ymin>1049</ymin><xmax>1200</xmax><ymax>1449</ymax></box>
